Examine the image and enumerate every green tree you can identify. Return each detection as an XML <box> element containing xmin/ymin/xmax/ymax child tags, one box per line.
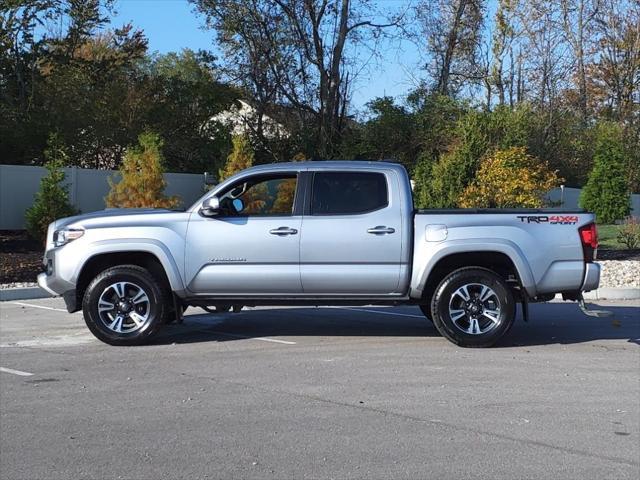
<box><xmin>579</xmin><ymin>122</ymin><xmax>631</xmax><ymax>224</ymax></box>
<box><xmin>25</xmin><ymin>134</ymin><xmax>77</xmax><ymax>243</ymax></box>
<box><xmin>0</xmin><ymin>1</ymin><xmax>138</xmax><ymax>168</ymax></box>
<box><xmin>411</xmin><ymin>152</ymin><xmax>436</xmax><ymax>208</ymax></box>
<box><xmin>410</xmin><ymin>93</ymin><xmax>470</xmax><ymax>166</ymax></box>
<box><xmin>622</xmin><ymin>122</ymin><xmax>640</xmax><ymax>194</ymax></box>
<box><xmin>413</xmin><ymin>103</ymin><xmax>538</xmax><ymax>208</ymax></box>
<box><xmin>413</xmin><ymin>110</ymin><xmax>491</xmax><ymax>208</ymax></box>
<box><xmin>41</xmin><ymin>25</ymin><xmax>148</xmax><ymax>169</ymax></box>
<box><xmin>341</xmin><ymin>97</ymin><xmax>417</xmax><ymax>171</ymax></box>
<box><xmin>145</xmin><ymin>50</ymin><xmax>237</xmax><ymax>173</ymax></box>
<box><xmin>218</xmin><ymin>134</ymin><xmax>255</xmax><ymax>181</ymax></box>
<box><xmin>105</xmin><ymin>132</ymin><xmax>180</xmax><ymax>208</ymax></box>
<box><xmin>1</xmin><ymin>3</ymin><xmax>235</xmax><ymax>173</ymax></box>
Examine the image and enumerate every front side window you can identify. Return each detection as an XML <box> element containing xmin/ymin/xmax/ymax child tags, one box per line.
<box><xmin>219</xmin><ymin>175</ymin><xmax>297</xmax><ymax>216</ymax></box>
<box><xmin>311</xmin><ymin>172</ymin><xmax>388</xmax><ymax>215</ymax></box>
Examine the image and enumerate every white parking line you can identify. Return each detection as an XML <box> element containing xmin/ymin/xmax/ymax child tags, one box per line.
<box><xmin>184</xmin><ymin>317</ymin><xmax>297</xmax><ymax>345</ymax></box>
<box><xmin>332</xmin><ymin>307</ymin><xmax>424</xmax><ymax>319</ymax></box>
<box><xmin>11</xmin><ymin>302</ymin><xmax>68</xmax><ymax>312</ymax></box>
<box><xmin>0</xmin><ymin>367</ymin><xmax>34</xmax><ymax>377</ymax></box>
<box><xmin>1</xmin><ymin>332</ymin><xmax>97</xmax><ymax>348</ymax></box>
<box><xmin>210</xmin><ymin>331</ymin><xmax>297</xmax><ymax>345</ymax></box>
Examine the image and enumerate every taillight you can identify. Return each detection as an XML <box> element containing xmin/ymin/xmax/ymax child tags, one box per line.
<box><xmin>578</xmin><ymin>223</ymin><xmax>598</xmax><ymax>262</ymax></box>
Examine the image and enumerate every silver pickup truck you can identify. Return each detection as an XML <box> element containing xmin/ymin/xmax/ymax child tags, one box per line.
<box><xmin>38</xmin><ymin>161</ymin><xmax>604</xmax><ymax>347</ymax></box>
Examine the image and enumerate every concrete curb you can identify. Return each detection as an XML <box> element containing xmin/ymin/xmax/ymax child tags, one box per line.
<box><xmin>0</xmin><ymin>287</ymin><xmax>54</xmax><ymax>302</ymax></box>
<box><xmin>582</xmin><ymin>288</ymin><xmax>640</xmax><ymax>300</ymax></box>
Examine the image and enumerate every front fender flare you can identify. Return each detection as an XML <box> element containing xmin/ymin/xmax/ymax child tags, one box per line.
<box><xmin>73</xmin><ymin>238</ymin><xmax>185</xmax><ymax>293</ymax></box>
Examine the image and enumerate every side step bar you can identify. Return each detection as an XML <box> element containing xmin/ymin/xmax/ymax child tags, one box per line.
<box><xmin>577</xmin><ymin>295</ymin><xmax>613</xmax><ymax>318</ymax></box>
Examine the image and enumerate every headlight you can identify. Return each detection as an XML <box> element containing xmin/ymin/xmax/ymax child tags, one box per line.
<box><xmin>53</xmin><ymin>228</ymin><xmax>84</xmax><ymax>247</ymax></box>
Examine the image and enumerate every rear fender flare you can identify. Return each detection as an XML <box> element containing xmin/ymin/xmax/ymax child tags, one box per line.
<box><xmin>412</xmin><ymin>239</ymin><xmax>536</xmax><ymax>298</ymax></box>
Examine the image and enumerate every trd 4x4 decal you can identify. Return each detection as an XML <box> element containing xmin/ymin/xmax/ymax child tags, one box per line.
<box><xmin>516</xmin><ymin>215</ymin><xmax>579</xmax><ymax>225</ymax></box>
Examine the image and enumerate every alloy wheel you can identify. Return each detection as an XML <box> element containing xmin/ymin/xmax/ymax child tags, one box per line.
<box><xmin>97</xmin><ymin>281</ymin><xmax>151</xmax><ymax>334</ymax></box>
<box><xmin>448</xmin><ymin>283</ymin><xmax>501</xmax><ymax>335</ymax></box>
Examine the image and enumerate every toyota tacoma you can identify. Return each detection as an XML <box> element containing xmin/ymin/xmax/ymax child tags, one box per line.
<box><xmin>38</xmin><ymin>161</ymin><xmax>605</xmax><ymax>347</ymax></box>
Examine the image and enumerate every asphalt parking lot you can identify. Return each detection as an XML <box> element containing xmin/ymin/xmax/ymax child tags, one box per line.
<box><xmin>1</xmin><ymin>298</ymin><xmax>638</xmax><ymax>479</ymax></box>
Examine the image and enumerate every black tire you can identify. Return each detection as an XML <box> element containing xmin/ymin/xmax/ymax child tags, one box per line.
<box><xmin>430</xmin><ymin>267</ymin><xmax>515</xmax><ymax>348</ymax></box>
<box><xmin>82</xmin><ymin>265</ymin><xmax>169</xmax><ymax>346</ymax></box>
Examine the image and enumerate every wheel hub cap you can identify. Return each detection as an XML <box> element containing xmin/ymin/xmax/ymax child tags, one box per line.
<box><xmin>468</xmin><ymin>302</ymin><xmax>481</xmax><ymax>314</ymax></box>
<box><xmin>448</xmin><ymin>283</ymin><xmax>501</xmax><ymax>335</ymax></box>
<box><xmin>117</xmin><ymin>300</ymin><xmax>132</xmax><ymax>313</ymax></box>
<box><xmin>98</xmin><ymin>282</ymin><xmax>151</xmax><ymax>334</ymax></box>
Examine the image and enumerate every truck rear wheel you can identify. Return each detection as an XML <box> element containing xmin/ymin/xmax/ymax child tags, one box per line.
<box><xmin>430</xmin><ymin>267</ymin><xmax>515</xmax><ymax>348</ymax></box>
<box><xmin>82</xmin><ymin>265</ymin><xmax>168</xmax><ymax>346</ymax></box>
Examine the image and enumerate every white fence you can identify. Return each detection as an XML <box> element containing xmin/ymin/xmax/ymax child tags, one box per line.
<box><xmin>0</xmin><ymin>164</ymin><xmax>207</xmax><ymax>229</ymax></box>
<box><xmin>547</xmin><ymin>187</ymin><xmax>640</xmax><ymax>217</ymax></box>
<box><xmin>1</xmin><ymin>165</ymin><xmax>638</xmax><ymax>230</ymax></box>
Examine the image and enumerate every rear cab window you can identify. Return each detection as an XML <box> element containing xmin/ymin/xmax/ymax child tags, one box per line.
<box><xmin>310</xmin><ymin>172</ymin><xmax>388</xmax><ymax>215</ymax></box>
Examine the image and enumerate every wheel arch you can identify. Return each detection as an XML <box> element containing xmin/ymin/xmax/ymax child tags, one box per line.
<box><xmin>415</xmin><ymin>247</ymin><xmax>535</xmax><ymax>306</ymax></box>
<box><xmin>74</xmin><ymin>244</ymin><xmax>183</xmax><ymax>311</ymax></box>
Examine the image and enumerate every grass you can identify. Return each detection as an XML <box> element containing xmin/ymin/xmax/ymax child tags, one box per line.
<box><xmin>597</xmin><ymin>224</ymin><xmax>623</xmax><ymax>250</ymax></box>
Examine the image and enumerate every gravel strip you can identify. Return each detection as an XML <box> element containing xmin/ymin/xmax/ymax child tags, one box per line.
<box><xmin>0</xmin><ymin>282</ymin><xmax>38</xmax><ymax>290</ymax></box>
<box><xmin>598</xmin><ymin>260</ymin><xmax>640</xmax><ymax>288</ymax></box>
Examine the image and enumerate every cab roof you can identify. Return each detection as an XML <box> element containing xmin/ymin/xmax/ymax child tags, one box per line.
<box><xmin>239</xmin><ymin>160</ymin><xmax>407</xmax><ymax>175</ymax></box>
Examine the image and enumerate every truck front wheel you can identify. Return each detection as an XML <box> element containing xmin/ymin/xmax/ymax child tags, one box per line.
<box><xmin>82</xmin><ymin>265</ymin><xmax>169</xmax><ymax>346</ymax></box>
<box><xmin>430</xmin><ymin>267</ymin><xmax>515</xmax><ymax>348</ymax></box>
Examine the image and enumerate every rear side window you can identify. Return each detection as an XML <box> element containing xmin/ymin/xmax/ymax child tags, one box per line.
<box><xmin>311</xmin><ymin>172</ymin><xmax>388</xmax><ymax>215</ymax></box>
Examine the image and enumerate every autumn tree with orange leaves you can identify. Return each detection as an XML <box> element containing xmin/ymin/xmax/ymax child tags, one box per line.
<box><xmin>105</xmin><ymin>132</ymin><xmax>180</xmax><ymax>209</ymax></box>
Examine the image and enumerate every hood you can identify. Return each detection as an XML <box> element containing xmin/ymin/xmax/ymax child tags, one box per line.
<box><xmin>45</xmin><ymin>208</ymin><xmax>189</xmax><ymax>250</ymax></box>
<box><xmin>53</xmin><ymin>208</ymin><xmax>180</xmax><ymax>230</ymax></box>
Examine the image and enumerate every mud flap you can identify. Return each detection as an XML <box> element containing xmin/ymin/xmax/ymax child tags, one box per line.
<box><xmin>521</xmin><ymin>294</ymin><xmax>529</xmax><ymax>322</ymax></box>
<box><xmin>173</xmin><ymin>294</ymin><xmax>185</xmax><ymax>324</ymax></box>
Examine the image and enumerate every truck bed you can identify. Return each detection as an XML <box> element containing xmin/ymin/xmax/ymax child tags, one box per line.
<box><xmin>411</xmin><ymin>209</ymin><xmax>596</xmax><ymax>299</ymax></box>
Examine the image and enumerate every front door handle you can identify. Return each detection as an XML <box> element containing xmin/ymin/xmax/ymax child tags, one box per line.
<box><xmin>367</xmin><ymin>226</ymin><xmax>395</xmax><ymax>235</ymax></box>
<box><xmin>269</xmin><ymin>226</ymin><xmax>298</xmax><ymax>236</ymax></box>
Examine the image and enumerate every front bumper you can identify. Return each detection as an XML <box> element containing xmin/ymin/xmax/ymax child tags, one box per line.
<box><xmin>37</xmin><ymin>271</ymin><xmax>74</xmax><ymax>297</ymax></box>
<box><xmin>581</xmin><ymin>262</ymin><xmax>601</xmax><ymax>292</ymax></box>
<box><xmin>37</xmin><ymin>273</ymin><xmax>78</xmax><ymax>312</ymax></box>
<box><xmin>37</xmin><ymin>272</ymin><xmax>59</xmax><ymax>296</ymax></box>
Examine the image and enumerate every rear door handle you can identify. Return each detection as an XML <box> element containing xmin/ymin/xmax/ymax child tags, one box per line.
<box><xmin>367</xmin><ymin>226</ymin><xmax>395</xmax><ymax>235</ymax></box>
<box><xmin>269</xmin><ymin>226</ymin><xmax>298</xmax><ymax>236</ymax></box>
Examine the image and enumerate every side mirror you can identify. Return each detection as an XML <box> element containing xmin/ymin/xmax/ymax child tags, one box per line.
<box><xmin>200</xmin><ymin>196</ymin><xmax>221</xmax><ymax>217</ymax></box>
